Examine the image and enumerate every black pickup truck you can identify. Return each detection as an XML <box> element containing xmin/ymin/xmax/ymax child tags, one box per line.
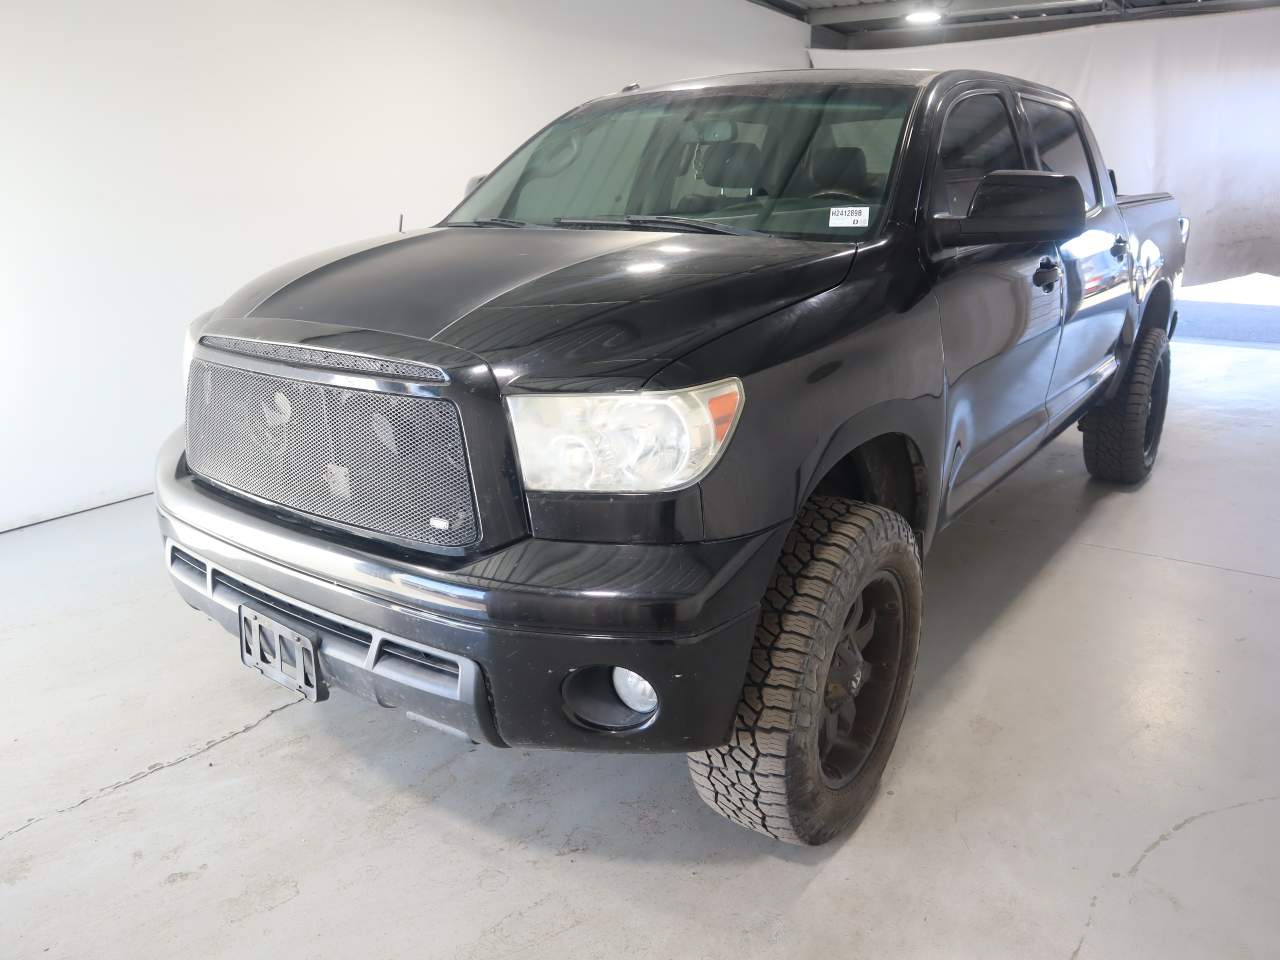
<box><xmin>159</xmin><ymin>68</ymin><xmax>1188</xmax><ymax>844</ymax></box>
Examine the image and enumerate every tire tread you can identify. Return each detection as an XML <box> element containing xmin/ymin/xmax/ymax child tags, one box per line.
<box><xmin>1081</xmin><ymin>328</ymin><xmax>1171</xmax><ymax>483</ymax></box>
<box><xmin>686</xmin><ymin>497</ymin><xmax>919</xmax><ymax>844</ymax></box>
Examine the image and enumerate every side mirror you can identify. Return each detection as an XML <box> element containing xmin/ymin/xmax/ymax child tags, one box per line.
<box><xmin>932</xmin><ymin>170</ymin><xmax>1085</xmax><ymax>247</ymax></box>
<box><xmin>464</xmin><ymin>174</ymin><xmax>486</xmax><ymax>197</ymax></box>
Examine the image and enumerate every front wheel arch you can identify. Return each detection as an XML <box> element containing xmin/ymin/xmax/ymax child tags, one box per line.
<box><xmin>800</xmin><ymin>400</ymin><xmax>943</xmax><ymax>553</ymax></box>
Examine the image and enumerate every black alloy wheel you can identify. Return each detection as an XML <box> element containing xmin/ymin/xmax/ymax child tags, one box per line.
<box><xmin>818</xmin><ymin>572</ymin><xmax>905</xmax><ymax>789</ymax></box>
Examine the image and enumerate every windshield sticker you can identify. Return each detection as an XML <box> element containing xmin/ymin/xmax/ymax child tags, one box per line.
<box><xmin>828</xmin><ymin>206</ymin><xmax>870</xmax><ymax>228</ymax></box>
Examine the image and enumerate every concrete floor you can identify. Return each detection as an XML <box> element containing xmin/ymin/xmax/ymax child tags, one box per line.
<box><xmin>1177</xmin><ymin>273</ymin><xmax>1280</xmax><ymax>344</ymax></box>
<box><xmin>4</xmin><ymin>339</ymin><xmax>1279</xmax><ymax>959</ymax></box>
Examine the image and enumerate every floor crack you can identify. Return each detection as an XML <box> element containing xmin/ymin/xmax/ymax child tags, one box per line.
<box><xmin>1067</xmin><ymin>896</ymin><xmax>1096</xmax><ymax>960</ymax></box>
<box><xmin>1069</xmin><ymin>794</ymin><xmax>1280</xmax><ymax>958</ymax></box>
<box><xmin>1124</xmin><ymin>794</ymin><xmax>1280</xmax><ymax>879</ymax></box>
<box><xmin>1073</xmin><ymin>539</ymin><xmax>1280</xmax><ymax>583</ymax></box>
<box><xmin>0</xmin><ymin>698</ymin><xmax>301</xmax><ymax>843</ymax></box>
<box><xmin>955</xmin><ymin>517</ymin><xmax>1280</xmax><ymax>583</ymax></box>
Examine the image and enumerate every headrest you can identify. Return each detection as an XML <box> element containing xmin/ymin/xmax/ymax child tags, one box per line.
<box><xmin>811</xmin><ymin>147</ymin><xmax>868</xmax><ymax>193</ymax></box>
<box><xmin>702</xmin><ymin>142</ymin><xmax>763</xmax><ymax>189</ymax></box>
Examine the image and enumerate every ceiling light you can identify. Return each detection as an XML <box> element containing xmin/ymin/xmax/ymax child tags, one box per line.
<box><xmin>905</xmin><ymin>8</ymin><xmax>943</xmax><ymax>23</ymax></box>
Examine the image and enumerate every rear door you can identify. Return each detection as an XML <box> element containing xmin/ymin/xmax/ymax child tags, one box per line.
<box><xmin>927</xmin><ymin>83</ymin><xmax>1065</xmax><ymax>518</ymax></box>
<box><xmin>1016</xmin><ymin>91</ymin><xmax>1131</xmax><ymax>427</ymax></box>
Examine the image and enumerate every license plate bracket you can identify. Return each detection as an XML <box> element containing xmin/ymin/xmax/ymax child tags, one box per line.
<box><xmin>238</xmin><ymin>606</ymin><xmax>327</xmax><ymax>702</ymax></box>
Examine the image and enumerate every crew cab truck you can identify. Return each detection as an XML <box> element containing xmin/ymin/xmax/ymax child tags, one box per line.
<box><xmin>159</xmin><ymin>69</ymin><xmax>1188</xmax><ymax>844</ymax></box>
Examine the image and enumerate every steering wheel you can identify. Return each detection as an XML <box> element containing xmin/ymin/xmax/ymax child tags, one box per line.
<box><xmin>809</xmin><ymin>189</ymin><xmax>871</xmax><ymax>203</ymax></box>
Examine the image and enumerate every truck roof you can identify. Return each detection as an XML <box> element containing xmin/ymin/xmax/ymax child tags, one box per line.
<box><xmin>616</xmin><ymin>68</ymin><xmax>1071</xmax><ymax>103</ymax></box>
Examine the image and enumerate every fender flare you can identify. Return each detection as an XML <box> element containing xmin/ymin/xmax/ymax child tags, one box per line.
<box><xmin>1116</xmin><ymin>278</ymin><xmax>1175</xmax><ymax>391</ymax></box>
<box><xmin>1138</xmin><ymin>278</ymin><xmax>1176</xmax><ymax>336</ymax></box>
<box><xmin>797</xmin><ymin>396</ymin><xmax>944</xmax><ymax>550</ymax></box>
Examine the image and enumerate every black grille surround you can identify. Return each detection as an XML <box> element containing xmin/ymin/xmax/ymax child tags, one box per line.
<box><xmin>185</xmin><ymin>356</ymin><xmax>479</xmax><ymax>548</ymax></box>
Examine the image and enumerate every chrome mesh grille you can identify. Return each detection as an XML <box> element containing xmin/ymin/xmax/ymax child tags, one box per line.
<box><xmin>185</xmin><ymin>358</ymin><xmax>477</xmax><ymax>547</ymax></box>
<box><xmin>201</xmin><ymin>336</ymin><xmax>448</xmax><ymax>383</ymax></box>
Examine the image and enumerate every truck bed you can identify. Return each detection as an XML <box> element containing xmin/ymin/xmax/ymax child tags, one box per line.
<box><xmin>1118</xmin><ymin>191</ymin><xmax>1188</xmax><ymax>311</ymax></box>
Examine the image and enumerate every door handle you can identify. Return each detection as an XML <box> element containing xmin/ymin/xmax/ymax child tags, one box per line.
<box><xmin>1032</xmin><ymin>258</ymin><xmax>1060</xmax><ymax>292</ymax></box>
<box><xmin>1110</xmin><ymin>235</ymin><xmax>1128</xmax><ymax>260</ymax></box>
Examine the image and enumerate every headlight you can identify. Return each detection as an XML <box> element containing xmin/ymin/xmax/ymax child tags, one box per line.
<box><xmin>506</xmin><ymin>378</ymin><xmax>743</xmax><ymax>492</ymax></box>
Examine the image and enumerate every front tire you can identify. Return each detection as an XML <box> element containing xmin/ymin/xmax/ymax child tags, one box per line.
<box><xmin>1081</xmin><ymin>327</ymin><xmax>1171</xmax><ymax>483</ymax></box>
<box><xmin>687</xmin><ymin>498</ymin><xmax>922</xmax><ymax>845</ymax></box>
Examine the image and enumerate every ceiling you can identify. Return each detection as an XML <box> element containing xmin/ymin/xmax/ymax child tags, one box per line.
<box><xmin>747</xmin><ymin>0</ymin><xmax>1280</xmax><ymax>46</ymax></box>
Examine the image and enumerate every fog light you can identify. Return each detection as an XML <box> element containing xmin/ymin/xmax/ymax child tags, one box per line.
<box><xmin>611</xmin><ymin>668</ymin><xmax>658</xmax><ymax>714</ymax></box>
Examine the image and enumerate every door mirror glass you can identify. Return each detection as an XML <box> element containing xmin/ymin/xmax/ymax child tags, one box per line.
<box><xmin>932</xmin><ymin>169</ymin><xmax>1085</xmax><ymax>247</ymax></box>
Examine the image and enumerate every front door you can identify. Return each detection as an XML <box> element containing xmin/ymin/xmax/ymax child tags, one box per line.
<box><xmin>928</xmin><ymin>86</ymin><xmax>1065</xmax><ymax>519</ymax></box>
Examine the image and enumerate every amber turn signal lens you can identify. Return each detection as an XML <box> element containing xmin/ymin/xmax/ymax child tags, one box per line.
<box><xmin>707</xmin><ymin>390</ymin><xmax>740</xmax><ymax>443</ymax></box>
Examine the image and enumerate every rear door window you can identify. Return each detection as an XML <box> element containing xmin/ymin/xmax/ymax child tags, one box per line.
<box><xmin>1022</xmin><ymin>98</ymin><xmax>1099</xmax><ymax>209</ymax></box>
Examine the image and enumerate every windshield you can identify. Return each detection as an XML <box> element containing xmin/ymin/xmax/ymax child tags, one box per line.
<box><xmin>446</xmin><ymin>82</ymin><xmax>918</xmax><ymax>243</ymax></box>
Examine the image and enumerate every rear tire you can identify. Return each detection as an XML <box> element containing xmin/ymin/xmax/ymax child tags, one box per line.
<box><xmin>1081</xmin><ymin>327</ymin><xmax>1171</xmax><ymax>483</ymax></box>
<box><xmin>687</xmin><ymin>497</ymin><xmax>922</xmax><ymax>845</ymax></box>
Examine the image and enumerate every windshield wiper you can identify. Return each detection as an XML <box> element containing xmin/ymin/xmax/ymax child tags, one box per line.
<box><xmin>450</xmin><ymin>217</ymin><xmax>528</xmax><ymax>228</ymax></box>
<box><xmin>553</xmin><ymin>215</ymin><xmax>762</xmax><ymax>237</ymax></box>
<box><xmin>626</xmin><ymin>215</ymin><xmax>763</xmax><ymax>236</ymax></box>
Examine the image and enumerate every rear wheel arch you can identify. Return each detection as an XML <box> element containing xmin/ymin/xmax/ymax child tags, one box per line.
<box><xmin>1114</xmin><ymin>277</ymin><xmax>1174</xmax><ymax>393</ymax></box>
<box><xmin>1082</xmin><ymin>326</ymin><xmax>1171</xmax><ymax>483</ymax></box>
<box><xmin>1139</xmin><ymin>279</ymin><xmax>1175</xmax><ymax>337</ymax></box>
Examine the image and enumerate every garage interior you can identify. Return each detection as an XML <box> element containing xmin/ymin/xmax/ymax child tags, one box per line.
<box><xmin>3</xmin><ymin>1</ymin><xmax>1278</xmax><ymax>957</ymax></box>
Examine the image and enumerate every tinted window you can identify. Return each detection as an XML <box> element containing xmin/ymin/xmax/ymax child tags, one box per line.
<box><xmin>448</xmin><ymin>83</ymin><xmax>918</xmax><ymax>242</ymax></box>
<box><xmin>932</xmin><ymin>93</ymin><xmax>1025</xmax><ymax>217</ymax></box>
<box><xmin>1023</xmin><ymin>99</ymin><xmax>1098</xmax><ymax>209</ymax></box>
<box><xmin>828</xmin><ymin>117</ymin><xmax>904</xmax><ymax>182</ymax></box>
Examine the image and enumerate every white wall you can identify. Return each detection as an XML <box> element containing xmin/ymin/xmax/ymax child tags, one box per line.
<box><xmin>0</xmin><ymin>0</ymin><xmax>807</xmax><ymax>531</ymax></box>
<box><xmin>812</xmin><ymin>8</ymin><xmax>1280</xmax><ymax>287</ymax></box>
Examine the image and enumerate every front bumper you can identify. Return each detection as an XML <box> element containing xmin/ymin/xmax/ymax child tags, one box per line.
<box><xmin>156</xmin><ymin>430</ymin><xmax>785</xmax><ymax>751</ymax></box>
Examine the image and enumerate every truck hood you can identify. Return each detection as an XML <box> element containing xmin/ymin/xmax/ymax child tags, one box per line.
<box><xmin>214</xmin><ymin>226</ymin><xmax>856</xmax><ymax>388</ymax></box>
